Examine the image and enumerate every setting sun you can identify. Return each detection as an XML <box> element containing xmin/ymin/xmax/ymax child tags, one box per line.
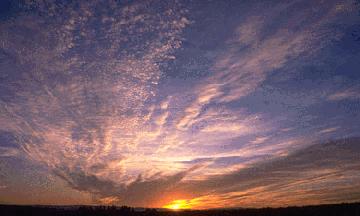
<box><xmin>163</xmin><ymin>200</ymin><xmax>192</xmax><ymax>210</ymax></box>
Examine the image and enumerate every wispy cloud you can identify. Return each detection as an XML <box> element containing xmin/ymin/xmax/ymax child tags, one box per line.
<box><xmin>327</xmin><ymin>87</ymin><xmax>360</xmax><ymax>101</ymax></box>
<box><xmin>172</xmin><ymin>137</ymin><xmax>360</xmax><ymax>208</ymax></box>
<box><xmin>251</xmin><ymin>136</ymin><xmax>270</xmax><ymax>145</ymax></box>
<box><xmin>173</xmin><ymin>0</ymin><xmax>353</xmax><ymax>135</ymax></box>
<box><xmin>0</xmin><ymin>0</ymin><xmax>191</xmax><ymax>202</ymax></box>
<box><xmin>318</xmin><ymin>127</ymin><xmax>339</xmax><ymax>134</ymax></box>
<box><xmin>0</xmin><ymin>147</ymin><xmax>19</xmax><ymax>157</ymax></box>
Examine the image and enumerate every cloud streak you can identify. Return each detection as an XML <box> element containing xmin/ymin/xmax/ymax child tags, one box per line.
<box><xmin>171</xmin><ymin>137</ymin><xmax>360</xmax><ymax>208</ymax></box>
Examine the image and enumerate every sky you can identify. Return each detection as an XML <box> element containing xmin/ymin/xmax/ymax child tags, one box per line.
<box><xmin>0</xmin><ymin>0</ymin><xmax>360</xmax><ymax>209</ymax></box>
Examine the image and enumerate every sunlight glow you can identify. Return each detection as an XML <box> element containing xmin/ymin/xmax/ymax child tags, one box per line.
<box><xmin>163</xmin><ymin>200</ymin><xmax>192</xmax><ymax>210</ymax></box>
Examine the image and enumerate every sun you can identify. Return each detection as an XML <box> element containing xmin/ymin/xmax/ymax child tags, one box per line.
<box><xmin>169</xmin><ymin>203</ymin><xmax>181</xmax><ymax>210</ymax></box>
<box><xmin>163</xmin><ymin>200</ymin><xmax>191</xmax><ymax>210</ymax></box>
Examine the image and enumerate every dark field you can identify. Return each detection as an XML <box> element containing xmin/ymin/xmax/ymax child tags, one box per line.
<box><xmin>1</xmin><ymin>203</ymin><xmax>359</xmax><ymax>216</ymax></box>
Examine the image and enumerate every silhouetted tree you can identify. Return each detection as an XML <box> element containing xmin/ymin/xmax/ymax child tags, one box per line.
<box><xmin>1</xmin><ymin>203</ymin><xmax>360</xmax><ymax>216</ymax></box>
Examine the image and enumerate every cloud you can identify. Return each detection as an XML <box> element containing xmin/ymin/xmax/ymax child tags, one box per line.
<box><xmin>99</xmin><ymin>196</ymin><xmax>120</xmax><ymax>205</ymax></box>
<box><xmin>176</xmin><ymin>84</ymin><xmax>222</xmax><ymax>130</ymax></box>
<box><xmin>174</xmin><ymin>0</ymin><xmax>352</xmax><ymax>134</ymax></box>
<box><xmin>52</xmin><ymin>164</ymin><xmax>200</xmax><ymax>207</ymax></box>
<box><xmin>0</xmin><ymin>0</ymin><xmax>191</xmax><ymax>203</ymax></box>
<box><xmin>0</xmin><ymin>147</ymin><xmax>19</xmax><ymax>157</ymax></box>
<box><xmin>327</xmin><ymin>87</ymin><xmax>360</xmax><ymax>101</ymax></box>
<box><xmin>118</xmin><ymin>165</ymin><xmax>200</xmax><ymax>207</ymax></box>
<box><xmin>171</xmin><ymin>137</ymin><xmax>360</xmax><ymax>208</ymax></box>
<box><xmin>251</xmin><ymin>136</ymin><xmax>270</xmax><ymax>145</ymax></box>
<box><xmin>154</xmin><ymin>111</ymin><xmax>169</xmax><ymax>127</ymax></box>
<box><xmin>318</xmin><ymin>127</ymin><xmax>339</xmax><ymax>134</ymax></box>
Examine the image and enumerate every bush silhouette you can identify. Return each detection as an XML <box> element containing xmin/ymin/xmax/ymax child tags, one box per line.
<box><xmin>0</xmin><ymin>203</ymin><xmax>359</xmax><ymax>216</ymax></box>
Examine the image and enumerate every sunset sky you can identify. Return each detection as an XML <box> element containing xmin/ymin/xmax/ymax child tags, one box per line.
<box><xmin>1</xmin><ymin>0</ymin><xmax>360</xmax><ymax>209</ymax></box>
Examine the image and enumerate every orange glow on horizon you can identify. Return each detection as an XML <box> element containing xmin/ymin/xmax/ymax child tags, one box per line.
<box><xmin>163</xmin><ymin>199</ymin><xmax>192</xmax><ymax>210</ymax></box>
